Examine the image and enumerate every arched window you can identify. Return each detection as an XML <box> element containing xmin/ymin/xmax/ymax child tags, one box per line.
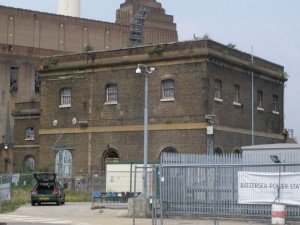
<box><xmin>105</xmin><ymin>84</ymin><xmax>118</xmax><ymax>104</ymax></box>
<box><xmin>102</xmin><ymin>148</ymin><xmax>119</xmax><ymax>171</ymax></box>
<box><xmin>24</xmin><ymin>156</ymin><xmax>35</xmax><ymax>172</ymax></box>
<box><xmin>104</xmin><ymin>149</ymin><xmax>119</xmax><ymax>163</ymax></box>
<box><xmin>60</xmin><ymin>88</ymin><xmax>71</xmax><ymax>108</ymax></box>
<box><xmin>160</xmin><ymin>147</ymin><xmax>177</xmax><ymax>159</ymax></box>
<box><xmin>233</xmin><ymin>149</ymin><xmax>241</xmax><ymax>155</ymax></box>
<box><xmin>55</xmin><ymin>150</ymin><xmax>72</xmax><ymax>178</ymax></box>
<box><xmin>161</xmin><ymin>79</ymin><xmax>175</xmax><ymax>101</ymax></box>
<box><xmin>161</xmin><ymin>147</ymin><xmax>177</xmax><ymax>154</ymax></box>
<box><xmin>213</xmin><ymin>148</ymin><xmax>223</xmax><ymax>156</ymax></box>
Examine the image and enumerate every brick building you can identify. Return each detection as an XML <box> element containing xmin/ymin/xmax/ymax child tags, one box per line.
<box><xmin>0</xmin><ymin>0</ymin><xmax>177</xmax><ymax>172</ymax></box>
<box><xmin>13</xmin><ymin>39</ymin><xmax>286</xmax><ymax>175</ymax></box>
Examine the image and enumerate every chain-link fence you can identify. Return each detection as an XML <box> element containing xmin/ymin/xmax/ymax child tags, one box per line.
<box><xmin>0</xmin><ymin>173</ymin><xmax>35</xmax><ymax>190</ymax></box>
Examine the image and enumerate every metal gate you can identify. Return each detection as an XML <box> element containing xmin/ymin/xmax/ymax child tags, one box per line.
<box><xmin>152</xmin><ymin>154</ymin><xmax>300</xmax><ymax>225</ymax></box>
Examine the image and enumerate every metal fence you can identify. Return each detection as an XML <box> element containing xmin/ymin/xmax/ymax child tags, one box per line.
<box><xmin>0</xmin><ymin>173</ymin><xmax>35</xmax><ymax>189</ymax></box>
<box><xmin>155</xmin><ymin>153</ymin><xmax>300</xmax><ymax>225</ymax></box>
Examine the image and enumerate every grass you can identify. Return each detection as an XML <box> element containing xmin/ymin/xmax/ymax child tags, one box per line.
<box><xmin>1</xmin><ymin>186</ymin><xmax>30</xmax><ymax>213</ymax></box>
<box><xmin>65</xmin><ymin>190</ymin><xmax>91</xmax><ymax>202</ymax></box>
<box><xmin>0</xmin><ymin>186</ymin><xmax>91</xmax><ymax>213</ymax></box>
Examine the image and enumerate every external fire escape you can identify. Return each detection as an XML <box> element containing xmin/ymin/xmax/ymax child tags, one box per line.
<box><xmin>129</xmin><ymin>7</ymin><xmax>152</xmax><ymax>46</ymax></box>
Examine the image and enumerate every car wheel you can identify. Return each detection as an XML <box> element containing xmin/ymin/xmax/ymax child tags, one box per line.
<box><xmin>31</xmin><ymin>201</ymin><xmax>36</xmax><ymax>206</ymax></box>
<box><xmin>56</xmin><ymin>198</ymin><xmax>61</xmax><ymax>205</ymax></box>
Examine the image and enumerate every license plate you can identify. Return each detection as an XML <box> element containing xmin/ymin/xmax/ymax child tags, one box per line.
<box><xmin>39</xmin><ymin>197</ymin><xmax>49</xmax><ymax>200</ymax></box>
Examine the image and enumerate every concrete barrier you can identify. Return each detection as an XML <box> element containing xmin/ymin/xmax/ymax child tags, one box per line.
<box><xmin>128</xmin><ymin>198</ymin><xmax>152</xmax><ymax>218</ymax></box>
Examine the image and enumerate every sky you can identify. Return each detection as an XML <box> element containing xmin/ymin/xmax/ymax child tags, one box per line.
<box><xmin>0</xmin><ymin>0</ymin><xmax>299</xmax><ymax>141</ymax></box>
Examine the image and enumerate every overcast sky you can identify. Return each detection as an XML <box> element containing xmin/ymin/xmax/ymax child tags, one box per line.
<box><xmin>0</xmin><ymin>0</ymin><xmax>299</xmax><ymax>141</ymax></box>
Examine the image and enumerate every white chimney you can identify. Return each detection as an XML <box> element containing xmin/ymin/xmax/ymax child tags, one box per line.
<box><xmin>58</xmin><ymin>0</ymin><xmax>81</xmax><ymax>17</ymax></box>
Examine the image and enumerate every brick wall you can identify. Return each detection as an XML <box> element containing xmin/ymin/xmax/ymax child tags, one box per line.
<box><xmin>13</xmin><ymin>101</ymin><xmax>40</xmax><ymax>172</ymax></box>
<box><xmin>15</xmin><ymin>39</ymin><xmax>286</xmax><ymax>173</ymax></box>
<box><xmin>0</xmin><ymin>3</ymin><xmax>177</xmax><ymax>53</ymax></box>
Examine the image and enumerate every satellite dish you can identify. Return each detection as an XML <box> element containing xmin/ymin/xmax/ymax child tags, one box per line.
<box><xmin>53</xmin><ymin>119</ymin><xmax>58</xmax><ymax>127</ymax></box>
<box><xmin>72</xmin><ymin>117</ymin><xmax>77</xmax><ymax>125</ymax></box>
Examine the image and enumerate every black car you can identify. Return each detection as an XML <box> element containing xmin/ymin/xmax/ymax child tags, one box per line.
<box><xmin>31</xmin><ymin>173</ymin><xmax>65</xmax><ymax>206</ymax></box>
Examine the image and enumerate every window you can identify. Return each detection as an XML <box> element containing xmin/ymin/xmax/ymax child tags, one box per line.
<box><xmin>10</xmin><ymin>67</ymin><xmax>18</xmax><ymax>91</ymax></box>
<box><xmin>214</xmin><ymin>79</ymin><xmax>222</xmax><ymax>101</ymax></box>
<box><xmin>25</xmin><ymin>127</ymin><xmax>34</xmax><ymax>140</ymax></box>
<box><xmin>257</xmin><ymin>91</ymin><xmax>264</xmax><ymax>110</ymax></box>
<box><xmin>214</xmin><ymin>148</ymin><xmax>223</xmax><ymax>156</ymax></box>
<box><xmin>233</xmin><ymin>84</ymin><xmax>240</xmax><ymax>105</ymax></box>
<box><xmin>24</xmin><ymin>156</ymin><xmax>35</xmax><ymax>172</ymax></box>
<box><xmin>60</xmin><ymin>88</ymin><xmax>71</xmax><ymax>108</ymax></box>
<box><xmin>55</xmin><ymin>150</ymin><xmax>72</xmax><ymax>178</ymax></box>
<box><xmin>35</xmin><ymin>71</ymin><xmax>41</xmax><ymax>93</ymax></box>
<box><xmin>105</xmin><ymin>84</ymin><xmax>117</xmax><ymax>104</ymax></box>
<box><xmin>233</xmin><ymin>149</ymin><xmax>241</xmax><ymax>155</ymax></box>
<box><xmin>160</xmin><ymin>147</ymin><xmax>178</xmax><ymax>160</ymax></box>
<box><xmin>161</xmin><ymin>79</ymin><xmax>175</xmax><ymax>101</ymax></box>
<box><xmin>105</xmin><ymin>149</ymin><xmax>119</xmax><ymax>163</ymax></box>
<box><xmin>102</xmin><ymin>148</ymin><xmax>119</xmax><ymax>170</ymax></box>
<box><xmin>161</xmin><ymin>147</ymin><xmax>177</xmax><ymax>154</ymax></box>
<box><xmin>273</xmin><ymin>95</ymin><xmax>279</xmax><ymax>113</ymax></box>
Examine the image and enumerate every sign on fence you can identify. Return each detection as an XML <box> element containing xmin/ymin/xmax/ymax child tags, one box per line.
<box><xmin>0</xmin><ymin>183</ymin><xmax>11</xmax><ymax>202</ymax></box>
<box><xmin>238</xmin><ymin>171</ymin><xmax>300</xmax><ymax>205</ymax></box>
<box><xmin>12</xmin><ymin>174</ymin><xmax>20</xmax><ymax>184</ymax></box>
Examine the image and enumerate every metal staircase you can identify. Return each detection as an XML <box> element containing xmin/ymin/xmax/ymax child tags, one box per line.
<box><xmin>129</xmin><ymin>7</ymin><xmax>151</xmax><ymax>46</ymax></box>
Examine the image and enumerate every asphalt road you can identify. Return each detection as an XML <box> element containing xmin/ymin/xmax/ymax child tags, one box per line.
<box><xmin>2</xmin><ymin>202</ymin><xmax>300</xmax><ymax>225</ymax></box>
<box><xmin>0</xmin><ymin>202</ymin><xmax>134</xmax><ymax>225</ymax></box>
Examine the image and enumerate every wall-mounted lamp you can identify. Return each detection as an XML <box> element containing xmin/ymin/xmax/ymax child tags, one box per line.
<box><xmin>4</xmin><ymin>144</ymin><xmax>8</xmax><ymax>150</ymax></box>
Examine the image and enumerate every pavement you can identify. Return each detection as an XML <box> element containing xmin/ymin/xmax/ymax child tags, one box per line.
<box><xmin>91</xmin><ymin>203</ymin><xmax>300</xmax><ymax>225</ymax></box>
<box><xmin>1</xmin><ymin>202</ymin><xmax>300</xmax><ymax>225</ymax></box>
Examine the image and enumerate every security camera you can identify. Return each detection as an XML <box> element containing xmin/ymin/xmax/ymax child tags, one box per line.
<box><xmin>205</xmin><ymin>115</ymin><xmax>216</xmax><ymax>125</ymax></box>
<box><xmin>205</xmin><ymin>115</ymin><xmax>216</xmax><ymax>120</ymax></box>
<box><xmin>136</xmin><ymin>67</ymin><xmax>142</xmax><ymax>74</ymax></box>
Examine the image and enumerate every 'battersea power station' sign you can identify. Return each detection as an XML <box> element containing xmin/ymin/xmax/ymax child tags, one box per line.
<box><xmin>238</xmin><ymin>171</ymin><xmax>300</xmax><ymax>205</ymax></box>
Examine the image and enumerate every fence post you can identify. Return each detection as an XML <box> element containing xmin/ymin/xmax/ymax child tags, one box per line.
<box><xmin>132</xmin><ymin>165</ymin><xmax>137</xmax><ymax>225</ymax></box>
<box><xmin>160</xmin><ymin>166</ymin><xmax>163</xmax><ymax>225</ymax></box>
<box><xmin>0</xmin><ymin>175</ymin><xmax>2</xmax><ymax>213</ymax></box>
<box><xmin>213</xmin><ymin>165</ymin><xmax>219</xmax><ymax>225</ymax></box>
<box><xmin>152</xmin><ymin>165</ymin><xmax>156</xmax><ymax>225</ymax></box>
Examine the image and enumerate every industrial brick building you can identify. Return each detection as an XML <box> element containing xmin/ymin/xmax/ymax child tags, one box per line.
<box><xmin>13</xmin><ymin>39</ymin><xmax>286</xmax><ymax>176</ymax></box>
<box><xmin>0</xmin><ymin>0</ymin><xmax>177</xmax><ymax>172</ymax></box>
